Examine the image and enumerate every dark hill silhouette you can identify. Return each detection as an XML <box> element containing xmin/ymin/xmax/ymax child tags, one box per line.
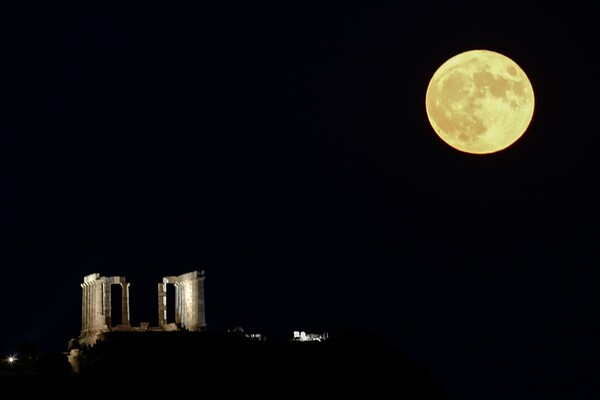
<box><xmin>2</xmin><ymin>330</ymin><xmax>446</xmax><ymax>398</ymax></box>
<box><xmin>71</xmin><ymin>330</ymin><xmax>446</xmax><ymax>398</ymax></box>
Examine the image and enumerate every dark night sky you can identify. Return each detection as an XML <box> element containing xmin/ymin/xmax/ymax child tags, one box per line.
<box><xmin>1</xmin><ymin>1</ymin><xmax>598</xmax><ymax>398</ymax></box>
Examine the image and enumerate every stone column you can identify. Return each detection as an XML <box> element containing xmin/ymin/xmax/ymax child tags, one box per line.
<box><xmin>121</xmin><ymin>282</ymin><xmax>130</xmax><ymax>326</ymax></box>
<box><xmin>103</xmin><ymin>280</ymin><xmax>112</xmax><ymax>328</ymax></box>
<box><xmin>175</xmin><ymin>282</ymin><xmax>183</xmax><ymax>327</ymax></box>
<box><xmin>158</xmin><ymin>281</ymin><xmax>167</xmax><ymax>327</ymax></box>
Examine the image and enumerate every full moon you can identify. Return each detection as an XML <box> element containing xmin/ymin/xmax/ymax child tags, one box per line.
<box><xmin>425</xmin><ymin>49</ymin><xmax>535</xmax><ymax>154</ymax></box>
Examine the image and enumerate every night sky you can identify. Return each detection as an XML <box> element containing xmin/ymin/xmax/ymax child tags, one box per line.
<box><xmin>2</xmin><ymin>2</ymin><xmax>598</xmax><ymax>398</ymax></box>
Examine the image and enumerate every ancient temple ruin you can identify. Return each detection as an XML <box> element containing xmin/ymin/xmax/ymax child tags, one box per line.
<box><xmin>78</xmin><ymin>270</ymin><xmax>206</xmax><ymax>346</ymax></box>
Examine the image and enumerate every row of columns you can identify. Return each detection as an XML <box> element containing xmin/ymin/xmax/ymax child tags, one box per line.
<box><xmin>81</xmin><ymin>273</ymin><xmax>130</xmax><ymax>335</ymax></box>
<box><xmin>158</xmin><ymin>270</ymin><xmax>206</xmax><ymax>331</ymax></box>
<box><xmin>81</xmin><ymin>270</ymin><xmax>205</xmax><ymax>338</ymax></box>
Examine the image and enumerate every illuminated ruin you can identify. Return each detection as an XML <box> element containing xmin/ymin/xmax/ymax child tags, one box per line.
<box><xmin>78</xmin><ymin>270</ymin><xmax>206</xmax><ymax>346</ymax></box>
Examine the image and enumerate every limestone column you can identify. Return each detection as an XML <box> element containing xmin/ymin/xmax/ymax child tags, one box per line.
<box><xmin>175</xmin><ymin>282</ymin><xmax>182</xmax><ymax>327</ymax></box>
<box><xmin>158</xmin><ymin>281</ymin><xmax>166</xmax><ymax>326</ymax></box>
<box><xmin>121</xmin><ymin>282</ymin><xmax>130</xmax><ymax>326</ymax></box>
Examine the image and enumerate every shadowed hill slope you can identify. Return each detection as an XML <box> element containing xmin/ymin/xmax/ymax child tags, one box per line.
<box><xmin>69</xmin><ymin>330</ymin><xmax>446</xmax><ymax>398</ymax></box>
